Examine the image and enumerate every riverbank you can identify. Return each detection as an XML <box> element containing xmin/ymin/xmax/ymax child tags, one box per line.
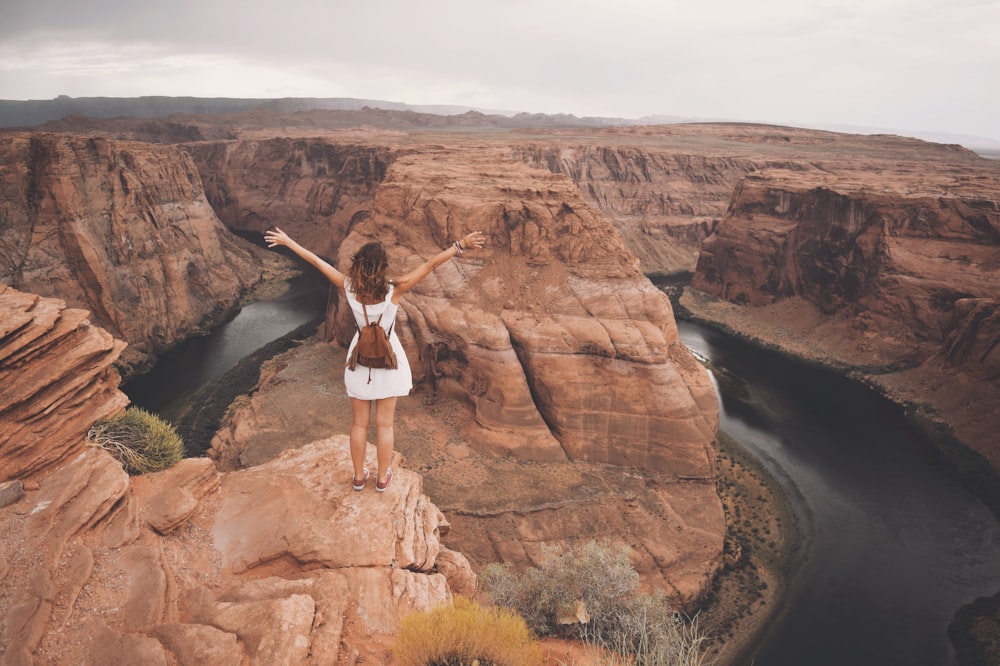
<box><xmin>697</xmin><ymin>431</ymin><xmax>798</xmax><ymax>665</ymax></box>
<box><xmin>672</xmin><ymin>286</ymin><xmax>1000</xmax><ymax>515</ymax></box>
<box><xmin>671</xmin><ymin>284</ymin><xmax>1000</xmax><ymax>665</ymax></box>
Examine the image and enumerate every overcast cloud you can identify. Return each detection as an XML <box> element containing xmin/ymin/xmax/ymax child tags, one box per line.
<box><xmin>2</xmin><ymin>0</ymin><xmax>999</xmax><ymax>142</ymax></box>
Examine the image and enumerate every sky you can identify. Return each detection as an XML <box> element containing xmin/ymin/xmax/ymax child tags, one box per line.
<box><xmin>2</xmin><ymin>0</ymin><xmax>999</xmax><ymax>144</ymax></box>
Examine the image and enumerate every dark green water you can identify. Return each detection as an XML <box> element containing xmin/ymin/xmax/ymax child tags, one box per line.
<box><xmin>124</xmin><ymin>272</ymin><xmax>327</xmax><ymax>422</ymax></box>
<box><xmin>679</xmin><ymin>319</ymin><xmax>1000</xmax><ymax>666</ymax></box>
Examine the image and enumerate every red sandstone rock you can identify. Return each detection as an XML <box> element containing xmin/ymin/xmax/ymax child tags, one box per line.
<box><xmin>0</xmin><ymin>285</ymin><xmax>128</xmax><ymax>478</ymax></box>
<box><xmin>326</xmin><ymin>150</ymin><xmax>719</xmax><ymax>478</ymax></box>
<box><xmin>0</xmin><ymin>133</ymin><xmax>265</xmax><ymax>372</ymax></box>
<box><xmin>0</xmin><ymin>287</ymin><xmax>471</xmax><ymax>664</ymax></box>
<box><xmin>186</xmin><ymin>138</ymin><xmax>394</xmax><ymax>260</ymax></box>
<box><xmin>1</xmin><ymin>433</ymin><xmax>465</xmax><ymax>664</ymax></box>
<box><xmin>508</xmin><ymin>142</ymin><xmax>763</xmax><ymax>274</ymax></box>
<box><xmin>691</xmin><ymin>158</ymin><xmax>1000</xmax><ymax>465</ymax></box>
<box><xmin>207</xmin><ymin>334</ymin><xmax>724</xmax><ymax>610</ymax></box>
<box><xmin>196</xmin><ymin>142</ymin><xmax>725</xmax><ymax>607</ymax></box>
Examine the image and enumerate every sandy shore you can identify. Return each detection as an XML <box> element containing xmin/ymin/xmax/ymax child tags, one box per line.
<box><xmin>695</xmin><ymin>432</ymin><xmax>797</xmax><ymax>665</ymax></box>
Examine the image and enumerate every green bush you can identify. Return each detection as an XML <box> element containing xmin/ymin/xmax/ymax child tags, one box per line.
<box><xmin>393</xmin><ymin>596</ymin><xmax>544</xmax><ymax>666</ymax></box>
<box><xmin>480</xmin><ymin>541</ymin><xmax>709</xmax><ymax>666</ymax></box>
<box><xmin>87</xmin><ymin>407</ymin><xmax>184</xmax><ymax>474</ymax></box>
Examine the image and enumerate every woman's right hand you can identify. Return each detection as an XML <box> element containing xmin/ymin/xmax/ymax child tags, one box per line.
<box><xmin>264</xmin><ymin>227</ymin><xmax>291</xmax><ymax>248</ymax></box>
<box><xmin>461</xmin><ymin>230</ymin><xmax>486</xmax><ymax>250</ymax></box>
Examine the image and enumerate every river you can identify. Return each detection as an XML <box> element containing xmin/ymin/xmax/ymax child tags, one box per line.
<box><xmin>678</xmin><ymin>319</ymin><xmax>1000</xmax><ymax>665</ymax></box>
<box><xmin>124</xmin><ymin>284</ymin><xmax>1000</xmax><ymax>665</ymax></box>
<box><xmin>124</xmin><ymin>272</ymin><xmax>327</xmax><ymax>423</ymax></box>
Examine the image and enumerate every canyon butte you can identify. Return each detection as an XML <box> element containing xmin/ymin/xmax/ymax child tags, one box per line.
<box><xmin>1</xmin><ymin>105</ymin><xmax>998</xmax><ymax>664</ymax></box>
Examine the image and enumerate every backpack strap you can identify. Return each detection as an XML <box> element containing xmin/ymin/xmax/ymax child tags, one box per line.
<box><xmin>361</xmin><ymin>302</ymin><xmax>390</xmax><ymax>335</ymax></box>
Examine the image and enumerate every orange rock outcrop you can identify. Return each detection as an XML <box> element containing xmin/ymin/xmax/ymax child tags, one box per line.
<box><xmin>0</xmin><ymin>285</ymin><xmax>128</xmax><ymax>478</ymax></box>
<box><xmin>204</xmin><ymin>145</ymin><xmax>725</xmax><ymax>607</ymax></box>
<box><xmin>328</xmin><ymin>149</ymin><xmax>719</xmax><ymax>476</ymax></box>
<box><xmin>0</xmin><ymin>287</ymin><xmax>473</xmax><ymax>664</ymax></box>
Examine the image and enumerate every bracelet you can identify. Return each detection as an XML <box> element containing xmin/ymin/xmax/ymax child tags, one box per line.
<box><xmin>453</xmin><ymin>240</ymin><xmax>464</xmax><ymax>254</ymax></box>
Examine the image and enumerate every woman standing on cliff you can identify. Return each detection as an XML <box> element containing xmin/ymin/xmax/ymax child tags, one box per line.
<box><xmin>263</xmin><ymin>227</ymin><xmax>486</xmax><ymax>493</ymax></box>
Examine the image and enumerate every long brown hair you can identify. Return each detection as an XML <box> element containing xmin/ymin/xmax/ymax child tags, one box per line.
<box><xmin>346</xmin><ymin>241</ymin><xmax>390</xmax><ymax>303</ymax></box>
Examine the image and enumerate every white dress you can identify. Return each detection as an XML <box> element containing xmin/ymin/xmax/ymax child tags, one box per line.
<box><xmin>343</xmin><ymin>285</ymin><xmax>413</xmax><ymax>400</ymax></box>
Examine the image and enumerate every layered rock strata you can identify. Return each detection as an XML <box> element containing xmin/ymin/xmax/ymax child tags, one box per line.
<box><xmin>0</xmin><ymin>133</ymin><xmax>264</xmax><ymax>372</ymax></box>
<box><xmin>185</xmin><ymin>138</ymin><xmax>395</xmax><ymax>260</ymax></box>
<box><xmin>0</xmin><ymin>286</ymin><xmax>471</xmax><ymax>664</ymax></box>
<box><xmin>691</xmin><ymin>161</ymin><xmax>1000</xmax><ymax>466</ymax></box>
<box><xmin>327</xmin><ymin>148</ymin><xmax>719</xmax><ymax>477</ymax></box>
<box><xmin>207</xmin><ymin>331</ymin><xmax>725</xmax><ymax>608</ymax></box>
<box><xmin>0</xmin><ymin>285</ymin><xmax>128</xmax><ymax>478</ymax></box>
<box><xmin>206</xmin><ymin>144</ymin><xmax>724</xmax><ymax>605</ymax></box>
<box><xmin>508</xmin><ymin>142</ymin><xmax>760</xmax><ymax>275</ymax></box>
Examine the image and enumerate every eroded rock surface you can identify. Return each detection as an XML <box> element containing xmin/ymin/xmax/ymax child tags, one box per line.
<box><xmin>690</xmin><ymin>155</ymin><xmax>1000</xmax><ymax>467</ymax></box>
<box><xmin>0</xmin><ymin>287</ymin><xmax>471</xmax><ymax>665</ymax></box>
<box><xmin>326</xmin><ymin>148</ymin><xmax>719</xmax><ymax>478</ymax></box>
<box><xmin>0</xmin><ymin>285</ymin><xmax>128</xmax><ymax>478</ymax></box>
<box><xmin>208</xmin><ymin>335</ymin><xmax>725</xmax><ymax>610</ymax></box>
<box><xmin>0</xmin><ymin>133</ymin><xmax>265</xmax><ymax>372</ymax></box>
<box><xmin>185</xmin><ymin>138</ymin><xmax>395</xmax><ymax>261</ymax></box>
<box><xmin>199</xmin><ymin>143</ymin><xmax>724</xmax><ymax>605</ymax></box>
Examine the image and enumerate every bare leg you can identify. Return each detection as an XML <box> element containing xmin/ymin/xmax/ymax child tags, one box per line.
<box><xmin>350</xmin><ymin>398</ymin><xmax>372</xmax><ymax>482</ymax></box>
<box><xmin>374</xmin><ymin>396</ymin><xmax>398</xmax><ymax>485</ymax></box>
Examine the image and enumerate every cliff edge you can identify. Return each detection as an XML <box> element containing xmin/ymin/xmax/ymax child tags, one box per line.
<box><xmin>0</xmin><ymin>286</ymin><xmax>473</xmax><ymax>664</ymax></box>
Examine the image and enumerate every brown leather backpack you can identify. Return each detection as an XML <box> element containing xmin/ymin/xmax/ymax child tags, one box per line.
<box><xmin>347</xmin><ymin>302</ymin><xmax>398</xmax><ymax>382</ymax></box>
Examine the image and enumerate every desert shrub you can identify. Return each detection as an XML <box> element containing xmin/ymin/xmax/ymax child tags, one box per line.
<box><xmin>584</xmin><ymin>594</ymin><xmax>710</xmax><ymax>666</ymax></box>
<box><xmin>480</xmin><ymin>540</ymin><xmax>638</xmax><ymax>637</ymax></box>
<box><xmin>87</xmin><ymin>407</ymin><xmax>183</xmax><ymax>474</ymax></box>
<box><xmin>480</xmin><ymin>540</ymin><xmax>709</xmax><ymax>666</ymax></box>
<box><xmin>393</xmin><ymin>596</ymin><xmax>544</xmax><ymax>666</ymax></box>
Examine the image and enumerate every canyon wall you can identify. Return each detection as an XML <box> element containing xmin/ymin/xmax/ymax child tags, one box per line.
<box><xmin>508</xmin><ymin>141</ymin><xmax>758</xmax><ymax>275</ymax></box>
<box><xmin>0</xmin><ymin>286</ymin><xmax>472</xmax><ymax>664</ymax></box>
<box><xmin>0</xmin><ymin>133</ymin><xmax>265</xmax><ymax>373</ymax></box>
<box><xmin>185</xmin><ymin>138</ymin><xmax>396</xmax><ymax>259</ymax></box>
<box><xmin>691</xmin><ymin>158</ymin><xmax>1000</xmax><ymax>466</ymax></box>
<box><xmin>6</xmin><ymin>114</ymin><xmax>999</xmax><ymax>655</ymax></box>
<box><xmin>504</xmin><ymin>124</ymin><xmax>875</xmax><ymax>276</ymax></box>
<box><xmin>196</xmin><ymin>140</ymin><xmax>726</xmax><ymax>605</ymax></box>
<box><xmin>182</xmin><ymin>136</ymin><xmax>720</xmax><ymax>476</ymax></box>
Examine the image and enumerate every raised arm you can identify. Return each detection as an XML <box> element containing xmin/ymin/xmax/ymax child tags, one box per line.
<box><xmin>264</xmin><ymin>227</ymin><xmax>346</xmax><ymax>288</ymax></box>
<box><xmin>391</xmin><ymin>230</ymin><xmax>486</xmax><ymax>302</ymax></box>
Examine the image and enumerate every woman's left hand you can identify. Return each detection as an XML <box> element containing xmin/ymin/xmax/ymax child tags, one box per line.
<box><xmin>462</xmin><ymin>231</ymin><xmax>486</xmax><ymax>250</ymax></box>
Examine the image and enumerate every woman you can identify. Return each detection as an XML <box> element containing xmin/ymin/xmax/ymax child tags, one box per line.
<box><xmin>264</xmin><ymin>226</ymin><xmax>486</xmax><ymax>492</ymax></box>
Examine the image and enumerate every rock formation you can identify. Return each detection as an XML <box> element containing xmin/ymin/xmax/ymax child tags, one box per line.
<box><xmin>184</xmin><ymin>138</ymin><xmax>395</xmax><ymax>260</ymax></box>
<box><xmin>206</xmin><ymin>145</ymin><xmax>725</xmax><ymax>606</ymax></box>
<box><xmin>0</xmin><ymin>285</ymin><xmax>128</xmax><ymax>478</ymax></box>
<box><xmin>327</xmin><ymin>148</ymin><xmax>719</xmax><ymax>478</ymax></box>
<box><xmin>0</xmin><ymin>286</ymin><xmax>473</xmax><ymax>664</ymax></box>
<box><xmin>508</xmin><ymin>139</ymin><xmax>762</xmax><ymax>275</ymax></box>
<box><xmin>9</xmin><ymin>109</ymin><xmax>1000</xmax><ymax>660</ymax></box>
<box><xmin>690</xmin><ymin>156</ymin><xmax>1000</xmax><ymax>467</ymax></box>
<box><xmin>186</xmin><ymin>136</ymin><xmax>721</xmax><ymax>475</ymax></box>
<box><xmin>0</xmin><ymin>133</ymin><xmax>265</xmax><ymax>373</ymax></box>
